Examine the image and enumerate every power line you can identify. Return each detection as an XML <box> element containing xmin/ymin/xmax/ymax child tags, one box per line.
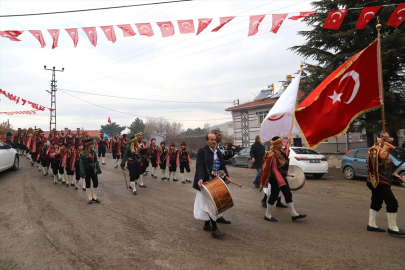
<box><xmin>0</xmin><ymin>0</ymin><xmax>196</xmax><ymax>17</ymax></box>
<box><xmin>58</xmin><ymin>90</ymin><xmax>231</xmax><ymax>122</ymax></box>
<box><xmin>58</xmin><ymin>88</ymin><xmax>232</xmax><ymax>103</ymax></box>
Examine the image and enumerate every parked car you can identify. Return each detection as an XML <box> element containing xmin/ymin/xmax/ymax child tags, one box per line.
<box><xmin>341</xmin><ymin>147</ymin><xmax>405</xmax><ymax>188</ymax></box>
<box><xmin>0</xmin><ymin>140</ymin><xmax>19</xmax><ymax>172</ymax></box>
<box><xmin>231</xmin><ymin>146</ymin><xmax>329</xmax><ymax>179</ymax></box>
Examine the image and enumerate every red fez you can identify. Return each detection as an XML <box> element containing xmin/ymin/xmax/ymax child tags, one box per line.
<box><xmin>181</xmin><ymin>142</ymin><xmax>186</xmax><ymax>146</ymax></box>
<box><xmin>123</xmin><ymin>134</ymin><xmax>127</xmax><ymax>138</ymax></box>
<box><xmin>76</xmin><ymin>142</ymin><xmax>83</xmax><ymax>148</ymax></box>
<box><xmin>151</xmin><ymin>138</ymin><xmax>156</xmax><ymax>142</ymax></box>
<box><xmin>52</xmin><ymin>139</ymin><xmax>58</xmax><ymax>145</ymax></box>
<box><xmin>68</xmin><ymin>143</ymin><xmax>75</xmax><ymax>147</ymax></box>
<box><xmin>170</xmin><ymin>143</ymin><xmax>175</xmax><ymax>147</ymax></box>
<box><xmin>160</xmin><ymin>141</ymin><xmax>165</xmax><ymax>145</ymax></box>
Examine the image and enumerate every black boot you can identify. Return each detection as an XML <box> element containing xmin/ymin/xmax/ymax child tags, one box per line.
<box><xmin>276</xmin><ymin>197</ymin><xmax>288</xmax><ymax>208</ymax></box>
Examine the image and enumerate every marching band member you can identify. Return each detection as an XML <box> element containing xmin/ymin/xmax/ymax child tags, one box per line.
<box><xmin>38</xmin><ymin>137</ymin><xmax>49</xmax><ymax>176</ymax></box>
<box><xmin>148</xmin><ymin>138</ymin><xmax>159</xmax><ymax>178</ymax></box>
<box><xmin>177</xmin><ymin>142</ymin><xmax>192</xmax><ymax>184</ymax></box>
<box><xmin>109</xmin><ymin>133</ymin><xmax>120</xmax><ymax>168</ymax></box>
<box><xmin>120</xmin><ymin>134</ymin><xmax>142</xmax><ymax>195</ymax></box>
<box><xmin>167</xmin><ymin>143</ymin><xmax>178</xmax><ymax>181</ymax></box>
<box><xmin>49</xmin><ymin>140</ymin><xmax>63</xmax><ymax>184</ymax></box>
<box><xmin>260</xmin><ymin>136</ymin><xmax>306</xmax><ymax>223</ymax></box>
<box><xmin>95</xmin><ymin>132</ymin><xmax>108</xmax><ymax>165</ymax></box>
<box><xmin>71</xmin><ymin>142</ymin><xmax>85</xmax><ymax>190</ymax></box>
<box><xmin>118</xmin><ymin>134</ymin><xmax>129</xmax><ymax>169</ymax></box>
<box><xmin>157</xmin><ymin>141</ymin><xmax>168</xmax><ymax>180</ymax></box>
<box><xmin>75</xmin><ymin>128</ymin><xmax>82</xmax><ymax>147</ymax></box>
<box><xmin>22</xmin><ymin>128</ymin><xmax>28</xmax><ymax>156</ymax></box>
<box><xmin>18</xmin><ymin>128</ymin><xmax>25</xmax><ymax>155</ymax></box>
<box><xmin>11</xmin><ymin>128</ymin><xmax>21</xmax><ymax>153</ymax></box>
<box><xmin>366</xmin><ymin>133</ymin><xmax>405</xmax><ymax>235</ymax></box>
<box><xmin>60</xmin><ymin>130</ymin><xmax>66</xmax><ymax>145</ymax></box>
<box><xmin>64</xmin><ymin>129</ymin><xmax>75</xmax><ymax>146</ymax></box>
<box><xmin>80</xmin><ymin>139</ymin><xmax>102</xmax><ymax>204</ymax></box>
<box><xmin>136</xmin><ymin>133</ymin><xmax>148</xmax><ymax>187</ymax></box>
<box><xmin>212</xmin><ymin>129</ymin><xmax>240</xmax><ymax>160</ymax></box>
<box><xmin>82</xmin><ymin>130</ymin><xmax>91</xmax><ymax>141</ymax></box>
<box><xmin>61</xmin><ymin>143</ymin><xmax>76</xmax><ymax>187</ymax></box>
<box><xmin>193</xmin><ymin>133</ymin><xmax>232</xmax><ymax>238</ymax></box>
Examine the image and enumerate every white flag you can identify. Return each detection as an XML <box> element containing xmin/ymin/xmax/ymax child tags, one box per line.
<box><xmin>260</xmin><ymin>72</ymin><xmax>301</xmax><ymax>143</ymax></box>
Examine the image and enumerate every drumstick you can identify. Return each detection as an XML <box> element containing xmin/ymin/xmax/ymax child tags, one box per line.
<box><xmin>228</xmin><ymin>179</ymin><xmax>242</xmax><ymax>188</ymax></box>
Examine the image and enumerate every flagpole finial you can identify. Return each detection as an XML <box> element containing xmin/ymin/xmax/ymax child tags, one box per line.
<box><xmin>376</xmin><ymin>16</ymin><xmax>382</xmax><ymax>31</ymax></box>
<box><xmin>300</xmin><ymin>61</ymin><xmax>304</xmax><ymax>71</ymax></box>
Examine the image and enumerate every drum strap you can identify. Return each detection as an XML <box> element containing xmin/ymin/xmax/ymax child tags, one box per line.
<box><xmin>204</xmin><ymin>148</ymin><xmax>213</xmax><ymax>180</ymax></box>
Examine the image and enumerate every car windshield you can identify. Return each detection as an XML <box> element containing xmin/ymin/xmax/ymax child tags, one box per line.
<box><xmin>391</xmin><ymin>148</ymin><xmax>405</xmax><ymax>162</ymax></box>
<box><xmin>291</xmin><ymin>148</ymin><xmax>319</xmax><ymax>155</ymax></box>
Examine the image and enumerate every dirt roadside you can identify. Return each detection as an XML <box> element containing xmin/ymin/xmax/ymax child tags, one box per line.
<box><xmin>1</xmin><ymin>157</ymin><xmax>404</xmax><ymax>270</ymax></box>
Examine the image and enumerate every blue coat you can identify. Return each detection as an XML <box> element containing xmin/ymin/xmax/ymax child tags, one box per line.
<box><xmin>193</xmin><ymin>145</ymin><xmax>229</xmax><ymax>191</ymax></box>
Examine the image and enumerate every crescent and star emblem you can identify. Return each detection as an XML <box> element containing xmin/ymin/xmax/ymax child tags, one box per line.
<box><xmin>268</xmin><ymin>115</ymin><xmax>284</xmax><ymax>121</ymax></box>
<box><xmin>201</xmin><ymin>20</ymin><xmax>209</xmax><ymax>26</ymax></box>
<box><xmin>398</xmin><ymin>8</ymin><xmax>405</xmax><ymax>20</ymax></box>
<box><xmin>328</xmin><ymin>70</ymin><xmax>360</xmax><ymax>105</ymax></box>
<box><xmin>182</xmin><ymin>22</ymin><xmax>190</xmax><ymax>28</ymax></box>
<box><xmin>71</xmin><ymin>32</ymin><xmax>75</xmax><ymax>36</ymax></box>
<box><xmin>162</xmin><ymin>24</ymin><xmax>171</xmax><ymax>30</ymax></box>
<box><xmin>252</xmin><ymin>21</ymin><xmax>260</xmax><ymax>28</ymax></box>
<box><xmin>275</xmin><ymin>18</ymin><xmax>284</xmax><ymax>27</ymax></box>
<box><xmin>35</xmin><ymin>34</ymin><xmax>40</xmax><ymax>40</ymax></box>
<box><xmin>363</xmin><ymin>11</ymin><xmax>375</xmax><ymax>22</ymax></box>
<box><xmin>140</xmin><ymin>26</ymin><xmax>149</xmax><ymax>32</ymax></box>
<box><xmin>332</xmin><ymin>11</ymin><xmax>342</xmax><ymax>23</ymax></box>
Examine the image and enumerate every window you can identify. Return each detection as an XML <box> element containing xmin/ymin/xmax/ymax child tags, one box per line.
<box><xmin>346</xmin><ymin>150</ymin><xmax>357</xmax><ymax>158</ymax></box>
<box><xmin>360</xmin><ymin>134</ymin><xmax>366</xmax><ymax>141</ymax></box>
<box><xmin>257</xmin><ymin>111</ymin><xmax>268</xmax><ymax>125</ymax></box>
<box><xmin>291</xmin><ymin>148</ymin><xmax>319</xmax><ymax>155</ymax></box>
<box><xmin>391</xmin><ymin>148</ymin><xmax>405</xmax><ymax>162</ymax></box>
<box><xmin>355</xmin><ymin>149</ymin><xmax>369</xmax><ymax>159</ymax></box>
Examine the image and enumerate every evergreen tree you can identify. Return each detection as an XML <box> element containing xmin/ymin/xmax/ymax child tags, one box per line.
<box><xmin>128</xmin><ymin>118</ymin><xmax>145</xmax><ymax>137</ymax></box>
<box><xmin>291</xmin><ymin>0</ymin><xmax>405</xmax><ymax>146</ymax></box>
<box><xmin>100</xmin><ymin>122</ymin><xmax>126</xmax><ymax>137</ymax></box>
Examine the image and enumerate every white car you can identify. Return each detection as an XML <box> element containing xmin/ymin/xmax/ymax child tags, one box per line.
<box><xmin>288</xmin><ymin>147</ymin><xmax>328</xmax><ymax>179</ymax></box>
<box><xmin>0</xmin><ymin>140</ymin><xmax>19</xmax><ymax>172</ymax></box>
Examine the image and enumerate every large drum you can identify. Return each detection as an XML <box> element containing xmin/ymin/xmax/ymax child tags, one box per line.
<box><xmin>286</xmin><ymin>165</ymin><xmax>306</xmax><ymax>191</ymax></box>
<box><xmin>201</xmin><ymin>177</ymin><xmax>234</xmax><ymax>216</ymax></box>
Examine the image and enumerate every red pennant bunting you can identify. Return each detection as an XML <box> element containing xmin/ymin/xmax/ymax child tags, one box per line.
<box><xmin>65</xmin><ymin>28</ymin><xmax>79</xmax><ymax>47</ymax></box>
<box><xmin>178</xmin><ymin>20</ymin><xmax>195</xmax><ymax>34</ymax></box>
<box><xmin>47</xmin><ymin>29</ymin><xmax>60</xmax><ymax>49</ymax></box>
<box><xmin>28</xmin><ymin>30</ymin><xmax>46</xmax><ymax>48</ymax></box>
<box><xmin>212</xmin><ymin>17</ymin><xmax>235</xmax><ymax>32</ymax></box>
<box><xmin>157</xmin><ymin>21</ymin><xmax>175</xmax><ymax>38</ymax></box>
<box><xmin>271</xmin><ymin>14</ymin><xmax>288</xmax><ymax>34</ymax></box>
<box><xmin>135</xmin><ymin>23</ymin><xmax>154</xmax><ymax>37</ymax></box>
<box><xmin>117</xmin><ymin>24</ymin><xmax>136</xmax><ymax>37</ymax></box>
<box><xmin>288</xmin><ymin>11</ymin><xmax>316</xmax><ymax>20</ymax></box>
<box><xmin>100</xmin><ymin>26</ymin><xmax>116</xmax><ymax>43</ymax></box>
<box><xmin>82</xmin><ymin>27</ymin><xmax>97</xmax><ymax>47</ymax></box>
<box><xmin>323</xmin><ymin>9</ymin><xmax>348</xmax><ymax>29</ymax></box>
<box><xmin>248</xmin><ymin>15</ymin><xmax>265</xmax><ymax>36</ymax></box>
<box><xmin>0</xmin><ymin>30</ymin><xmax>23</xmax><ymax>41</ymax></box>
<box><xmin>108</xmin><ymin>117</ymin><xmax>111</xmax><ymax>123</ymax></box>
<box><xmin>356</xmin><ymin>6</ymin><xmax>381</xmax><ymax>29</ymax></box>
<box><xmin>196</xmin><ymin>18</ymin><xmax>212</xmax><ymax>35</ymax></box>
<box><xmin>386</xmin><ymin>4</ymin><xmax>405</xmax><ymax>28</ymax></box>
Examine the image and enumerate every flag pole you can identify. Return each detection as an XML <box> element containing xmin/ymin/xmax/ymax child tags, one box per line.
<box><xmin>376</xmin><ymin>17</ymin><xmax>385</xmax><ymax>134</ymax></box>
<box><xmin>286</xmin><ymin>61</ymin><xmax>303</xmax><ymax>155</ymax></box>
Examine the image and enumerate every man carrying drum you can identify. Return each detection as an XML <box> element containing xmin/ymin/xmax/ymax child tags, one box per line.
<box><xmin>193</xmin><ymin>133</ymin><xmax>232</xmax><ymax>238</ymax></box>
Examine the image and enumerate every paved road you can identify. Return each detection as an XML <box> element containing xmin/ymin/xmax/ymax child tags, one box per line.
<box><xmin>1</xmin><ymin>156</ymin><xmax>404</xmax><ymax>270</ymax></box>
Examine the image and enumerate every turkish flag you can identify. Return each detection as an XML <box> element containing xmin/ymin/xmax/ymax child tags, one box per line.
<box><xmin>271</xmin><ymin>14</ymin><xmax>288</xmax><ymax>34</ymax></box>
<box><xmin>248</xmin><ymin>15</ymin><xmax>265</xmax><ymax>36</ymax></box>
<box><xmin>28</xmin><ymin>30</ymin><xmax>46</xmax><ymax>48</ymax></box>
<box><xmin>100</xmin><ymin>26</ymin><xmax>116</xmax><ymax>43</ymax></box>
<box><xmin>47</xmin><ymin>29</ymin><xmax>59</xmax><ymax>49</ymax></box>
<box><xmin>135</xmin><ymin>23</ymin><xmax>154</xmax><ymax>37</ymax></box>
<box><xmin>295</xmin><ymin>40</ymin><xmax>382</xmax><ymax>148</ymax></box>
<box><xmin>196</xmin><ymin>18</ymin><xmax>212</xmax><ymax>35</ymax></box>
<box><xmin>323</xmin><ymin>9</ymin><xmax>348</xmax><ymax>29</ymax></box>
<box><xmin>211</xmin><ymin>17</ymin><xmax>235</xmax><ymax>32</ymax></box>
<box><xmin>117</xmin><ymin>24</ymin><xmax>136</xmax><ymax>37</ymax></box>
<box><xmin>0</xmin><ymin>30</ymin><xmax>23</xmax><ymax>41</ymax></box>
<box><xmin>82</xmin><ymin>27</ymin><xmax>97</xmax><ymax>47</ymax></box>
<box><xmin>157</xmin><ymin>21</ymin><xmax>175</xmax><ymax>37</ymax></box>
<box><xmin>356</xmin><ymin>6</ymin><xmax>381</xmax><ymax>29</ymax></box>
<box><xmin>108</xmin><ymin>117</ymin><xmax>111</xmax><ymax>124</ymax></box>
<box><xmin>178</xmin><ymin>20</ymin><xmax>195</xmax><ymax>34</ymax></box>
<box><xmin>65</xmin><ymin>28</ymin><xmax>79</xmax><ymax>47</ymax></box>
<box><xmin>386</xmin><ymin>4</ymin><xmax>405</xmax><ymax>28</ymax></box>
<box><xmin>288</xmin><ymin>11</ymin><xmax>316</xmax><ymax>20</ymax></box>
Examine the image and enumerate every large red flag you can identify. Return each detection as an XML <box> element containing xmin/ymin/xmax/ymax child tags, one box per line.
<box><xmin>248</xmin><ymin>15</ymin><xmax>265</xmax><ymax>36</ymax></box>
<box><xmin>117</xmin><ymin>24</ymin><xmax>136</xmax><ymax>37</ymax></box>
<box><xmin>47</xmin><ymin>29</ymin><xmax>59</xmax><ymax>49</ymax></box>
<box><xmin>135</xmin><ymin>23</ymin><xmax>154</xmax><ymax>37</ymax></box>
<box><xmin>178</xmin><ymin>20</ymin><xmax>195</xmax><ymax>34</ymax></box>
<box><xmin>295</xmin><ymin>40</ymin><xmax>382</xmax><ymax>148</ymax></box>
<box><xmin>386</xmin><ymin>4</ymin><xmax>405</xmax><ymax>28</ymax></box>
<box><xmin>356</xmin><ymin>6</ymin><xmax>381</xmax><ymax>29</ymax></box>
<box><xmin>157</xmin><ymin>21</ymin><xmax>175</xmax><ymax>37</ymax></box>
<box><xmin>65</xmin><ymin>28</ymin><xmax>79</xmax><ymax>47</ymax></box>
<box><xmin>288</xmin><ymin>11</ymin><xmax>316</xmax><ymax>20</ymax></box>
<box><xmin>211</xmin><ymin>17</ymin><xmax>235</xmax><ymax>32</ymax></box>
<box><xmin>323</xmin><ymin>9</ymin><xmax>348</xmax><ymax>29</ymax></box>
<box><xmin>82</xmin><ymin>27</ymin><xmax>97</xmax><ymax>47</ymax></box>
<box><xmin>100</xmin><ymin>26</ymin><xmax>116</xmax><ymax>43</ymax></box>
<box><xmin>196</xmin><ymin>18</ymin><xmax>212</xmax><ymax>35</ymax></box>
<box><xmin>0</xmin><ymin>30</ymin><xmax>23</xmax><ymax>41</ymax></box>
<box><xmin>271</xmin><ymin>14</ymin><xmax>288</xmax><ymax>34</ymax></box>
<box><xmin>28</xmin><ymin>30</ymin><xmax>46</xmax><ymax>48</ymax></box>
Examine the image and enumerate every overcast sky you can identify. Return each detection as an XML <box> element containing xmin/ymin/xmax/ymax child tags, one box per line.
<box><xmin>0</xmin><ymin>0</ymin><xmax>314</xmax><ymax>132</ymax></box>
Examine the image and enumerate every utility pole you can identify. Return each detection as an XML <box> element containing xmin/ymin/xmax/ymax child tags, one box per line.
<box><xmin>45</xmin><ymin>65</ymin><xmax>64</xmax><ymax>132</ymax></box>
